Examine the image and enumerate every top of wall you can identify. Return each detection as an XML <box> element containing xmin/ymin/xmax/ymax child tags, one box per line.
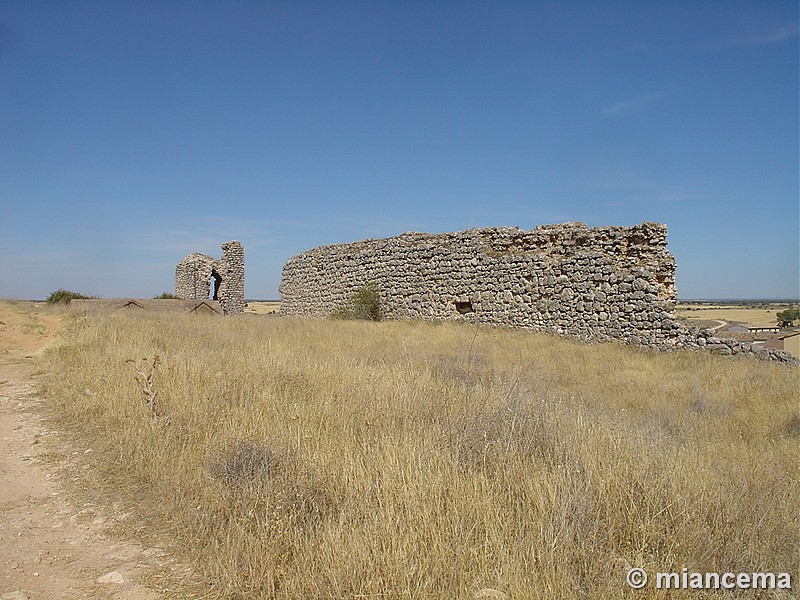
<box><xmin>287</xmin><ymin>221</ymin><xmax>670</xmax><ymax>262</ymax></box>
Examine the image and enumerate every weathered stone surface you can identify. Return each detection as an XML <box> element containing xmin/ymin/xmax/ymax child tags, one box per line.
<box><xmin>176</xmin><ymin>241</ymin><xmax>244</xmax><ymax>316</ymax></box>
<box><xmin>281</xmin><ymin>222</ymin><xmax>675</xmax><ymax>340</ymax></box>
<box><xmin>279</xmin><ymin>223</ymin><xmax>797</xmax><ymax>365</ymax></box>
<box><xmin>175</xmin><ymin>253</ymin><xmax>215</xmax><ymax>301</ymax></box>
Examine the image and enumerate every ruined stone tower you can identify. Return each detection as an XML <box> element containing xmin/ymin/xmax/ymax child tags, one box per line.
<box><xmin>176</xmin><ymin>241</ymin><xmax>244</xmax><ymax>315</ymax></box>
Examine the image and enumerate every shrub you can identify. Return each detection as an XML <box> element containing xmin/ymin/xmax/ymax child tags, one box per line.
<box><xmin>210</xmin><ymin>440</ymin><xmax>282</xmax><ymax>488</ymax></box>
<box><xmin>776</xmin><ymin>306</ymin><xmax>799</xmax><ymax>327</ymax></box>
<box><xmin>154</xmin><ymin>292</ymin><xmax>179</xmax><ymax>299</ymax></box>
<box><xmin>333</xmin><ymin>282</ymin><xmax>382</xmax><ymax>321</ymax></box>
<box><xmin>46</xmin><ymin>289</ymin><xmax>96</xmax><ymax>304</ymax></box>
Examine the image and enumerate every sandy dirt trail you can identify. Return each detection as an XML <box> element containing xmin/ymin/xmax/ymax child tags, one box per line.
<box><xmin>0</xmin><ymin>302</ymin><xmax>192</xmax><ymax>600</ymax></box>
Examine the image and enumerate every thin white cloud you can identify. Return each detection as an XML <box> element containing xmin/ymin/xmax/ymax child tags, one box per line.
<box><xmin>41</xmin><ymin>159</ymin><xmax>169</xmax><ymax>186</ymax></box>
<box><xmin>574</xmin><ymin>172</ymin><xmax>714</xmax><ymax>207</ymax></box>
<box><xmin>602</xmin><ymin>92</ymin><xmax>666</xmax><ymax>115</ymax></box>
<box><xmin>739</xmin><ymin>22</ymin><xmax>798</xmax><ymax>47</ymax></box>
<box><xmin>127</xmin><ymin>215</ymin><xmax>314</xmax><ymax>256</ymax></box>
<box><xmin>713</xmin><ymin>21</ymin><xmax>799</xmax><ymax>49</ymax></box>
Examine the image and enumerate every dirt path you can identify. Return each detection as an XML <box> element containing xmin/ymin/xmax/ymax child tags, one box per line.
<box><xmin>0</xmin><ymin>302</ymin><xmax>189</xmax><ymax>600</ymax></box>
<box><xmin>709</xmin><ymin>319</ymin><xmax>727</xmax><ymax>331</ymax></box>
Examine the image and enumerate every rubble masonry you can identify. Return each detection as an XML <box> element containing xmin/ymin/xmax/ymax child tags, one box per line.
<box><xmin>175</xmin><ymin>241</ymin><xmax>244</xmax><ymax>316</ymax></box>
<box><xmin>279</xmin><ymin>223</ymin><xmax>795</xmax><ymax>363</ymax></box>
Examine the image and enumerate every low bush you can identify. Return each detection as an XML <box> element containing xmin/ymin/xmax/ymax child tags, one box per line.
<box><xmin>45</xmin><ymin>288</ymin><xmax>96</xmax><ymax>304</ymax></box>
<box><xmin>333</xmin><ymin>282</ymin><xmax>382</xmax><ymax>321</ymax></box>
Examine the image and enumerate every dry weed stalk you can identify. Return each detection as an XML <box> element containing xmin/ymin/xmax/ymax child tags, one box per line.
<box><xmin>129</xmin><ymin>355</ymin><xmax>161</xmax><ymax>418</ymax></box>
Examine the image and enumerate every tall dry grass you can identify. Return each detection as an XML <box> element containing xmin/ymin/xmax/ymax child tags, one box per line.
<box><xmin>36</xmin><ymin>308</ymin><xmax>799</xmax><ymax>599</ymax></box>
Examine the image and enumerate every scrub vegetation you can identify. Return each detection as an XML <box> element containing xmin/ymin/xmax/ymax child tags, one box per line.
<box><xmin>45</xmin><ymin>288</ymin><xmax>96</xmax><ymax>304</ymax></box>
<box><xmin>332</xmin><ymin>282</ymin><xmax>383</xmax><ymax>321</ymax></box>
<box><xmin>36</xmin><ymin>307</ymin><xmax>798</xmax><ymax>599</ymax></box>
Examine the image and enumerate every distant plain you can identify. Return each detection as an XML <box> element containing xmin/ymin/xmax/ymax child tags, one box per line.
<box><xmin>674</xmin><ymin>302</ymin><xmax>795</xmax><ymax>328</ymax></box>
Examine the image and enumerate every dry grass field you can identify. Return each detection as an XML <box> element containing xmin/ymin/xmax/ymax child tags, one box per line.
<box><xmin>246</xmin><ymin>301</ymin><xmax>281</xmax><ymax>315</ymax></box>
<box><xmin>31</xmin><ymin>305</ymin><xmax>799</xmax><ymax>599</ymax></box>
<box><xmin>675</xmin><ymin>303</ymin><xmax>793</xmax><ymax>328</ymax></box>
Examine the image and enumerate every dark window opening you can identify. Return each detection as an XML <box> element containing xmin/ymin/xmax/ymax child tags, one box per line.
<box><xmin>455</xmin><ymin>301</ymin><xmax>474</xmax><ymax>314</ymax></box>
<box><xmin>211</xmin><ymin>272</ymin><xmax>222</xmax><ymax>301</ymax></box>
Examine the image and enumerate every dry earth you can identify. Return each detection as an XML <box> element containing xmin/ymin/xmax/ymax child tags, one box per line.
<box><xmin>0</xmin><ymin>302</ymin><xmax>194</xmax><ymax>600</ymax></box>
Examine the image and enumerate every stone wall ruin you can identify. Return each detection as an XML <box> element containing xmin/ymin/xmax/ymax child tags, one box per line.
<box><xmin>280</xmin><ymin>223</ymin><xmax>796</xmax><ymax>363</ymax></box>
<box><xmin>176</xmin><ymin>241</ymin><xmax>244</xmax><ymax>315</ymax></box>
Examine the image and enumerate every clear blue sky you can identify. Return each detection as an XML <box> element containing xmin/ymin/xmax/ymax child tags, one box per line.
<box><xmin>2</xmin><ymin>1</ymin><xmax>798</xmax><ymax>300</ymax></box>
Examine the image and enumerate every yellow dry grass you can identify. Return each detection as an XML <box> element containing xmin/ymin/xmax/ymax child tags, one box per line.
<box><xmin>33</xmin><ymin>305</ymin><xmax>799</xmax><ymax>599</ymax></box>
<box><xmin>245</xmin><ymin>301</ymin><xmax>281</xmax><ymax>315</ymax></box>
<box><xmin>675</xmin><ymin>303</ymin><xmax>793</xmax><ymax>327</ymax></box>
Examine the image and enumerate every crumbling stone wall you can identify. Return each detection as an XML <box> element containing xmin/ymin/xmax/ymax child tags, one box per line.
<box><xmin>280</xmin><ymin>223</ymin><xmax>796</xmax><ymax>363</ymax></box>
<box><xmin>175</xmin><ymin>241</ymin><xmax>244</xmax><ymax>315</ymax></box>
<box><xmin>175</xmin><ymin>253</ymin><xmax>216</xmax><ymax>301</ymax></box>
<box><xmin>215</xmin><ymin>241</ymin><xmax>245</xmax><ymax>316</ymax></box>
